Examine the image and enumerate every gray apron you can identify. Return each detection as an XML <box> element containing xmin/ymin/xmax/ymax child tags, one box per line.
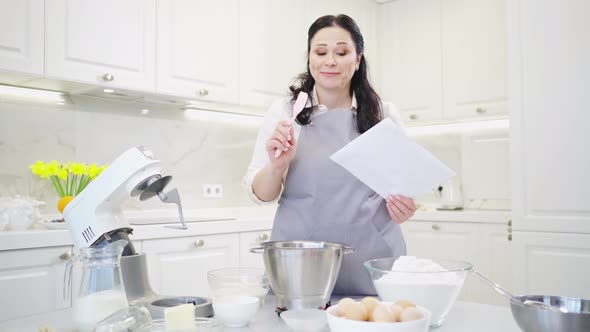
<box><xmin>271</xmin><ymin>108</ymin><xmax>406</xmax><ymax>296</ymax></box>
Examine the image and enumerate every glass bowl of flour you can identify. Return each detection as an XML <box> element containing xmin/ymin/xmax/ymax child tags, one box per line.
<box><xmin>364</xmin><ymin>256</ymin><xmax>472</xmax><ymax>328</ymax></box>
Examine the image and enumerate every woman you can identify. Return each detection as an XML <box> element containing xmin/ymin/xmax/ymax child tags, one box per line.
<box><xmin>243</xmin><ymin>14</ymin><xmax>417</xmax><ymax>295</ymax></box>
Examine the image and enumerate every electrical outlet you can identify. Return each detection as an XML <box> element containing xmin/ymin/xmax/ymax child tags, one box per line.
<box><xmin>202</xmin><ymin>184</ymin><xmax>223</xmax><ymax>198</ymax></box>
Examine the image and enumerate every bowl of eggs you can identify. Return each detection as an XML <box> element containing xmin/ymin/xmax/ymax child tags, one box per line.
<box><xmin>326</xmin><ymin>297</ymin><xmax>430</xmax><ymax>332</ymax></box>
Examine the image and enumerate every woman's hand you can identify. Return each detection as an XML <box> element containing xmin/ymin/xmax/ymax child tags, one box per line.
<box><xmin>386</xmin><ymin>195</ymin><xmax>417</xmax><ymax>224</ymax></box>
<box><xmin>266</xmin><ymin>120</ymin><xmax>297</xmax><ymax>170</ymax></box>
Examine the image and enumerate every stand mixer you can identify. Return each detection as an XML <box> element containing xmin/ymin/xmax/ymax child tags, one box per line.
<box><xmin>63</xmin><ymin>146</ymin><xmax>212</xmax><ymax>319</ymax></box>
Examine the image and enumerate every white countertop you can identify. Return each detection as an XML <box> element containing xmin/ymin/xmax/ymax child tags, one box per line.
<box><xmin>0</xmin><ymin>206</ymin><xmax>510</xmax><ymax>251</ymax></box>
<box><xmin>0</xmin><ymin>296</ymin><xmax>521</xmax><ymax>332</ymax></box>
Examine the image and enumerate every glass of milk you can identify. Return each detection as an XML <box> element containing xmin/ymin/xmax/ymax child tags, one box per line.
<box><xmin>364</xmin><ymin>256</ymin><xmax>472</xmax><ymax>328</ymax></box>
<box><xmin>67</xmin><ymin>240</ymin><xmax>129</xmax><ymax>332</ymax></box>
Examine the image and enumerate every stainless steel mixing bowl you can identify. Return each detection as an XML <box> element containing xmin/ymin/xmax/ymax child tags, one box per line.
<box><xmin>510</xmin><ymin>295</ymin><xmax>590</xmax><ymax>332</ymax></box>
<box><xmin>250</xmin><ymin>241</ymin><xmax>354</xmax><ymax>310</ymax></box>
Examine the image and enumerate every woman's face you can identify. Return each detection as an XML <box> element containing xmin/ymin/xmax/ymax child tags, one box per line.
<box><xmin>309</xmin><ymin>26</ymin><xmax>361</xmax><ymax>93</ymax></box>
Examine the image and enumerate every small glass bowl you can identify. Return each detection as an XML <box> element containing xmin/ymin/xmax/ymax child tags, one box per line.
<box><xmin>207</xmin><ymin>267</ymin><xmax>269</xmax><ymax>302</ymax></box>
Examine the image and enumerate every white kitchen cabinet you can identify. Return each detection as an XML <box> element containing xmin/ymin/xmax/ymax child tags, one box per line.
<box><xmin>509</xmin><ymin>0</ymin><xmax>590</xmax><ymax>235</ymax></box>
<box><xmin>45</xmin><ymin>0</ymin><xmax>156</xmax><ymax>91</ymax></box>
<box><xmin>141</xmin><ymin>233</ymin><xmax>239</xmax><ymax>298</ymax></box>
<box><xmin>508</xmin><ymin>0</ymin><xmax>590</xmax><ymax>300</ymax></box>
<box><xmin>376</xmin><ymin>0</ymin><xmax>506</xmax><ymax>123</ymax></box>
<box><xmin>401</xmin><ymin>220</ymin><xmax>512</xmax><ymax>305</ymax></box>
<box><xmin>156</xmin><ymin>0</ymin><xmax>239</xmax><ymax>104</ymax></box>
<box><xmin>0</xmin><ymin>245</ymin><xmax>73</xmax><ymax>321</ymax></box>
<box><xmin>376</xmin><ymin>0</ymin><xmax>443</xmax><ymax>124</ymax></box>
<box><xmin>477</xmin><ymin>223</ymin><xmax>513</xmax><ymax>306</ymax></box>
<box><xmin>441</xmin><ymin>0</ymin><xmax>507</xmax><ymax>120</ymax></box>
<box><xmin>0</xmin><ymin>0</ymin><xmax>44</xmax><ymax>76</ymax></box>
<box><xmin>512</xmin><ymin>231</ymin><xmax>590</xmax><ymax>299</ymax></box>
<box><xmin>238</xmin><ymin>0</ymin><xmax>308</xmax><ymax>109</ymax></box>
<box><xmin>239</xmin><ymin>230</ymin><xmax>271</xmax><ymax>269</ymax></box>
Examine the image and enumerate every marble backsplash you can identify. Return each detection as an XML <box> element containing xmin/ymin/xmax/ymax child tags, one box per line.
<box><xmin>0</xmin><ymin>95</ymin><xmax>510</xmax><ymax>215</ymax></box>
<box><xmin>0</xmin><ymin>96</ymin><xmax>262</xmax><ymax>214</ymax></box>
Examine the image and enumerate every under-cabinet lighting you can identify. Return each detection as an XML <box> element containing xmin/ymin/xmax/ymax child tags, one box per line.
<box><xmin>405</xmin><ymin>119</ymin><xmax>510</xmax><ymax>136</ymax></box>
<box><xmin>103</xmin><ymin>88</ymin><xmax>115</xmax><ymax>94</ymax></box>
<box><xmin>140</xmin><ymin>109</ymin><xmax>150</xmax><ymax>115</ymax></box>
<box><xmin>0</xmin><ymin>84</ymin><xmax>65</xmax><ymax>103</ymax></box>
<box><xmin>183</xmin><ymin>108</ymin><xmax>263</xmax><ymax>126</ymax></box>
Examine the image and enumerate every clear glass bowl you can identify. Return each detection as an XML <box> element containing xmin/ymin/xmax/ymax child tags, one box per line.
<box><xmin>364</xmin><ymin>257</ymin><xmax>472</xmax><ymax>328</ymax></box>
<box><xmin>207</xmin><ymin>267</ymin><xmax>269</xmax><ymax>302</ymax></box>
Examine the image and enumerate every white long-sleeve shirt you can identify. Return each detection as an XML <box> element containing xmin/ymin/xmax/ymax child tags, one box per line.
<box><xmin>243</xmin><ymin>88</ymin><xmax>404</xmax><ymax>204</ymax></box>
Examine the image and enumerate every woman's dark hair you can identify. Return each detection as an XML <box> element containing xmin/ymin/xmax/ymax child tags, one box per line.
<box><xmin>290</xmin><ymin>14</ymin><xmax>382</xmax><ymax>133</ymax></box>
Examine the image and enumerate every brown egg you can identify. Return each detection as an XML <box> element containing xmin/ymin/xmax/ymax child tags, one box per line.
<box><xmin>400</xmin><ymin>307</ymin><xmax>424</xmax><ymax>322</ymax></box>
<box><xmin>371</xmin><ymin>304</ymin><xmax>396</xmax><ymax>322</ymax></box>
<box><xmin>360</xmin><ymin>297</ymin><xmax>379</xmax><ymax>320</ymax></box>
<box><xmin>343</xmin><ymin>302</ymin><xmax>369</xmax><ymax>321</ymax></box>
<box><xmin>388</xmin><ymin>304</ymin><xmax>403</xmax><ymax>322</ymax></box>
<box><xmin>336</xmin><ymin>297</ymin><xmax>357</xmax><ymax>316</ymax></box>
<box><xmin>394</xmin><ymin>299</ymin><xmax>417</xmax><ymax>309</ymax></box>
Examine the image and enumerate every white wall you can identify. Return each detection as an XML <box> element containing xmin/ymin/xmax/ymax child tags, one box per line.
<box><xmin>0</xmin><ymin>96</ymin><xmax>261</xmax><ymax>213</ymax></box>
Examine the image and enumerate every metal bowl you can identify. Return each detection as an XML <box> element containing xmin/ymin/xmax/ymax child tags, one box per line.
<box><xmin>250</xmin><ymin>241</ymin><xmax>354</xmax><ymax>310</ymax></box>
<box><xmin>510</xmin><ymin>295</ymin><xmax>590</xmax><ymax>332</ymax></box>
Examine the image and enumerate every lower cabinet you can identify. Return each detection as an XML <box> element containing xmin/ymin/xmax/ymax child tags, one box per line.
<box><xmin>0</xmin><ymin>245</ymin><xmax>73</xmax><ymax>321</ymax></box>
<box><xmin>239</xmin><ymin>230</ymin><xmax>271</xmax><ymax>269</ymax></box>
<box><xmin>141</xmin><ymin>233</ymin><xmax>240</xmax><ymax>298</ymax></box>
<box><xmin>401</xmin><ymin>220</ymin><xmax>512</xmax><ymax>305</ymax></box>
<box><xmin>512</xmin><ymin>231</ymin><xmax>590</xmax><ymax>300</ymax></box>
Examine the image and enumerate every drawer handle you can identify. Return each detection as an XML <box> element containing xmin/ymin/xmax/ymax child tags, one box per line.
<box><xmin>59</xmin><ymin>251</ymin><xmax>72</xmax><ymax>261</ymax></box>
<box><xmin>194</xmin><ymin>239</ymin><xmax>205</xmax><ymax>247</ymax></box>
<box><xmin>198</xmin><ymin>88</ymin><xmax>209</xmax><ymax>96</ymax></box>
<box><xmin>476</xmin><ymin>107</ymin><xmax>486</xmax><ymax>114</ymax></box>
<box><xmin>102</xmin><ymin>73</ymin><xmax>115</xmax><ymax>82</ymax></box>
<box><xmin>409</xmin><ymin>114</ymin><xmax>418</xmax><ymax>120</ymax></box>
<box><xmin>431</xmin><ymin>224</ymin><xmax>441</xmax><ymax>231</ymax></box>
<box><xmin>508</xmin><ymin>234</ymin><xmax>512</xmax><ymax>241</ymax></box>
<box><xmin>257</xmin><ymin>233</ymin><xmax>269</xmax><ymax>242</ymax></box>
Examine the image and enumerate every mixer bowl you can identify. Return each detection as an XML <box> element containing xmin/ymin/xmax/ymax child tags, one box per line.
<box><xmin>510</xmin><ymin>295</ymin><xmax>590</xmax><ymax>332</ymax></box>
<box><xmin>250</xmin><ymin>241</ymin><xmax>354</xmax><ymax>310</ymax></box>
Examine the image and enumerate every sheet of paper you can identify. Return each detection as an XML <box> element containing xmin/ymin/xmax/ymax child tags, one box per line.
<box><xmin>330</xmin><ymin>118</ymin><xmax>456</xmax><ymax>199</ymax></box>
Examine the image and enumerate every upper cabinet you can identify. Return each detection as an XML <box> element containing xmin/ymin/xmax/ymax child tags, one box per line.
<box><xmin>157</xmin><ymin>0</ymin><xmax>239</xmax><ymax>104</ymax></box>
<box><xmin>377</xmin><ymin>0</ymin><xmax>443</xmax><ymax>123</ymax></box>
<box><xmin>0</xmin><ymin>0</ymin><xmax>44</xmax><ymax>76</ymax></box>
<box><xmin>376</xmin><ymin>0</ymin><xmax>506</xmax><ymax>124</ymax></box>
<box><xmin>238</xmin><ymin>0</ymin><xmax>307</xmax><ymax>108</ymax></box>
<box><xmin>45</xmin><ymin>0</ymin><xmax>156</xmax><ymax>91</ymax></box>
<box><xmin>441</xmin><ymin>0</ymin><xmax>507</xmax><ymax>120</ymax></box>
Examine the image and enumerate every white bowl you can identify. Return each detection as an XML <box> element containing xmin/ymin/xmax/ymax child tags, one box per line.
<box><xmin>326</xmin><ymin>304</ymin><xmax>430</xmax><ymax>332</ymax></box>
<box><xmin>212</xmin><ymin>295</ymin><xmax>260</xmax><ymax>327</ymax></box>
<box><xmin>281</xmin><ymin>309</ymin><xmax>327</xmax><ymax>332</ymax></box>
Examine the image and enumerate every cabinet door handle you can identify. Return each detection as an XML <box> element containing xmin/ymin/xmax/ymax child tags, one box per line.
<box><xmin>194</xmin><ymin>239</ymin><xmax>205</xmax><ymax>247</ymax></box>
<box><xmin>198</xmin><ymin>88</ymin><xmax>209</xmax><ymax>96</ymax></box>
<box><xmin>59</xmin><ymin>251</ymin><xmax>72</xmax><ymax>261</ymax></box>
<box><xmin>102</xmin><ymin>73</ymin><xmax>115</xmax><ymax>82</ymax></box>
<box><xmin>257</xmin><ymin>233</ymin><xmax>269</xmax><ymax>242</ymax></box>
<box><xmin>508</xmin><ymin>219</ymin><xmax>512</xmax><ymax>226</ymax></box>
<box><xmin>431</xmin><ymin>224</ymin><xmax>441</xmax><ymax>231</ymax></box>
<box><xmin>409</xmin><ymin>114</ymin><xmax>418</xmax><ymax>120</ymax></box>
<box><xmin>476</xmin><ymin>107</ymin><xmax>486</xmax><ymax>114</ymax></box>
<box><xmin>507</xmin><ymin>234</ymin><xmax>512</xmax><ymax>241</ymax></box>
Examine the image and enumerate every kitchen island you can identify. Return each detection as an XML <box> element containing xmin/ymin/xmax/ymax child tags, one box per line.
<box><xmin>0</xmin><ymin>296</ymin><xmax>520</xmax><ymax>331</ymax></box>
